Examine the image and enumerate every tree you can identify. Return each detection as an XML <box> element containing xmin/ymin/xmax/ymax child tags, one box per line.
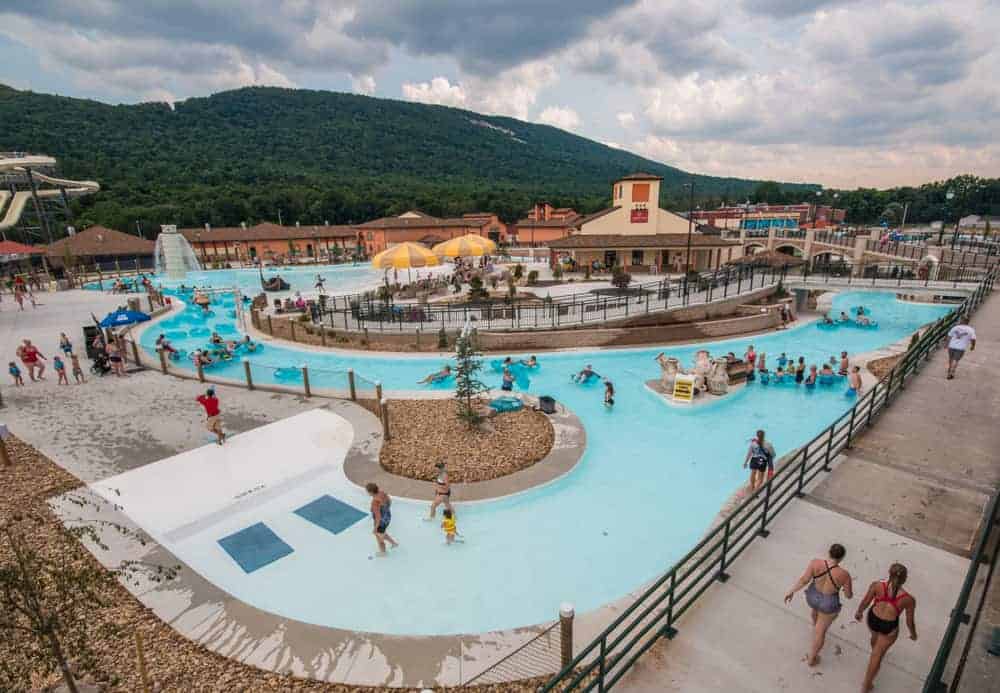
<box><xmin>0</xmin><ymin>491</ymin><xmax>178</xmax><ymax>693</ymax></box>
<box><xmin>611</xmin><ymin>265</ymin><xmax>632</xmax><ymax>291</ymax></box>
<box><xmin>879</xmin><ymin>202</ymin><xmax>905</xmax><ymax>226</ymax></box>
<box><xmin>454</xmin><ymin>330</ymin><xmax>489</xmax><ymax>428</ymax></box>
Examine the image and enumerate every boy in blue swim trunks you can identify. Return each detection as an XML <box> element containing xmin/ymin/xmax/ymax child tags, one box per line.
<box><xmin>846</xmin><ymin>366</ymin><xmax>862</xmax><ymax>396</ymax></box>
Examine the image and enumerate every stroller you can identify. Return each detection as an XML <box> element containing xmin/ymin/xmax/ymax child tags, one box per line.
<box><xmin>90</xmin><ymin>352</ymin><xmax>112</xmax><ymax>376</ymax></box>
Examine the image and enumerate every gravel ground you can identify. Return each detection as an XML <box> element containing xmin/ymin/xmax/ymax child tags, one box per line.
<box><xmin>866</xmin><ymin>353</ymin><xmax>903</xmax><ymax>379</ymax></box>
<box><xmin>0</xmin><ymin>436</ymin><xmax>550</xmax><ymax>693</ymax></box>
<box><xmin>369</xmin><ymin>399</ymin><xmax>555</xmax><ymax>482</ymax></box>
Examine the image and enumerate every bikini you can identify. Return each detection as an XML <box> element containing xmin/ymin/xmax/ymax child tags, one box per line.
<box><xmin>805</xmin><ymin>561</ymin><xmax>842</xmax><ymax>614</ymax></box>
<box><xmin>867</xmin><ymin>581</ymin><xmax>907</xmax><ymax>635</ymax></box>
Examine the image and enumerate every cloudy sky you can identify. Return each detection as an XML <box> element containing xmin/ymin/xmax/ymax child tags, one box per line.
<box><xmin>2</xmin><ymin>0</ymin><xmax>998</xmax><ymax>189</ymax></box>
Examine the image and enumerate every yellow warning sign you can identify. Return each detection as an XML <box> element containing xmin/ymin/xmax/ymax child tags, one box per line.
<box><xmin>673</xmin><ymin>374</ymin><xmax>695</xmax><ymax>402</ymax></box>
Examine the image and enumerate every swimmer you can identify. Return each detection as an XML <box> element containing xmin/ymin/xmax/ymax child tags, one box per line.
<box><xmin>520</xmin><ymin>355</ymin><xmax>539</xmax><ymax>368</ymax></box>
<box><xmin>576</xmin><ymin>364</ymin><xmax>599</xmax><ymax>382</ymax></box>
<box><xmin>822</xmin><ymin>313</ymin><xmax>835</xmax><ymax>325</ymax></box>
<box><xmin>838</xmin><ymin>351</ymin><xmax>849</xmax><ymax>376</ymax></box>
<box><xmin>210</xmin><ymin>331</ymin><xmax>224</xmax><ymax>345</ymax></box>
<box><xmin>501</xmin><ymin>366</ymin><xmax>515</xmax><ymax>391</ymax></box>
<box><xmin>604</xmin><ymin>379</ymin><xmax>615</xmax><ymax>407</ymax></box>
<box><xmin>856</xmin><ymin>314</ymin><xmax>871</xmax><ymax>326</ymax></box>
<box><xmin>241</xmin><ymin>335</ymin><xmax>257</xmax><ymax>352</ymax></box>
<box><xmin>805</xmin><ymin>365</ymin><xmax>818</xmax><ymax>387</ymax></box>
<box><xmin>757</xmin><ymin>352</ymin><xmax>767</xmax><ymax>372</ymax></box>
<box><xmin>315</xmin><ymin>274</ymin><xmax>326</xmax><ymax>290</ymax></box>
<box><xmin>820</xmin><ymin>363</ymin><xmax>834</xmax><ymax>376</ymax></box>
<box><xmin>418</xmin><ymin>364</ymin><xmax>452</xmax><ymax>384</ymax></box>
<box><xmin>777</xmin><ymin>352</ymin><xmax>788</xmax><ymax>368</ymax></box>
<box><xmin>856</xmin><ymin>306</ymin><xmax>865</xmax><ymax>316</ymax></box>
<box><xmin>847</xmin><ymin>365</ymin><xmax>862</xmax><ymax>396</ymax></box>
<box><xmin>838</xmin><ymin>311</ymin><xmax>850</xmax><ymax>323</ymax></box>
<box><xmin>774</xmin><ymin>366</ymin><xmax>785</xmax><ymax>383</ymax></box>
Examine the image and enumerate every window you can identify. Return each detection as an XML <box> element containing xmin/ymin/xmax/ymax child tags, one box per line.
<box><xmin>631</xmin><ymin>183</ymin><xmax>650</xmax><ymax>202</ymax></box>
<box><xmin>631</xmin><ymin>249</ymin><xmax>644</xmax><ymax>266</ymax></box>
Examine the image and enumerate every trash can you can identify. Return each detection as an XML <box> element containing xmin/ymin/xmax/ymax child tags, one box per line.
<box><xmin>127</xmin><ymin>297</ymin><xmax>141</xmax><ymax>312</ymax></box>
<box><xmin>539</xmin><ymin>396</ymin><xmax>556</xmax><ymax>414</ymax></box>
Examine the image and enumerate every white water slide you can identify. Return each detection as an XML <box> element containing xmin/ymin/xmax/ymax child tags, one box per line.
<box><xmin>0</xmin><ymin>154</ymin><xmax>100</xmax><ymax>231</ymax></box>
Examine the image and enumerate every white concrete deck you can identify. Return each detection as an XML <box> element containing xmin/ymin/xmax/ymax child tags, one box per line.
<box><xmin>91</xmin><ymin>409</ymin><xmax>353</xmax><ymax>542</ymax></box>
<box><xmin>618</xmin><ymin>500</ymin><xmax>968</xmax><ymax>692</ymax></box>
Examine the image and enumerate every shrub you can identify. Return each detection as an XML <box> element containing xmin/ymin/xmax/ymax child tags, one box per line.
<box><xmin>611</xmin><ymin>265</ymin><xmax>632</xmax><ymax>291</ymax></box>
<box><xmin>552</xmin><ymin>264</ymin><xmax>564</xmax><ymax>280</ymax></box>
<box><xmin>438</xmin><ymin>326</ymin><xmax>448</xmax><ymax>348</ymax></box>
<box><xmin>513</xmin><ymin>263</ymin><xmax>525</xmax><ymax>280</ymax></box>
<box><xmin>527</xmin><ymin>270</ymin><xmax>539</xmax><ymax>285</ymax></box>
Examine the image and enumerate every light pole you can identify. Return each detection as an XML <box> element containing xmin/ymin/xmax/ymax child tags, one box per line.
<box><xmin>938</xmin><ymin>190</ymin><xmax>955</xmax><ymax>245</ymax></box>
<box><xmin>684</xmin><ymin>181</ymin><xmax>695</xmax><ymax>276</ymax></box>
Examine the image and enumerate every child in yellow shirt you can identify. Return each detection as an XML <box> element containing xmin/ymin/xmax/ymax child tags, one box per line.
<box><xmin>441</xmin><ymin>509</ymin><xmax>457</xmax><ymax>544</ymax></box>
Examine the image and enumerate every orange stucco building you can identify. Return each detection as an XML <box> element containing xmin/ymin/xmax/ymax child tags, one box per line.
<box><xmin>355</xmin><ymin>211</ymin><xmax>506</xmax><ymax>255</ymax></box>
<box><xmin>180</xmin><ymin>222</ymin><xmax>360</xmax><ymax>263</ymax></box>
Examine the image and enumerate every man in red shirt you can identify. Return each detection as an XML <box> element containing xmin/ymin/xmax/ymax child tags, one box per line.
<box><xmin>196</xmin><ymin>387</ymin><xmax>225</xmax><ymax>445</ymax></box>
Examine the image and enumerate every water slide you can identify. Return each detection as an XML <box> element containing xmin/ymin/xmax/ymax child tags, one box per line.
<box><xmin>0</xmin><ymin>154</ymin><xmax>100</xmax><ymax>231</ymax></box>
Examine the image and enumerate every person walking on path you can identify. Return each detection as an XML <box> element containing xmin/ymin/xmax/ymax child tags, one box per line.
<box><xmin>784</xmin><ymin>543</ymin><xmax>854</xmax><ymax>667</ymax></box>
<box><xmin>196</xmin><ymin>386</ymin><xmax>226</xmax><ymax>445</ymax></box>
<box><xmin>743</xmin><ymin>429</ymin><xmax>775</xmax><ymax>492</ymax></box>
<box><xmin>366</xmin><ymin>482</ymin><xmax>399</xmax><ymax>556</ymax></box>
<box><xmin>16</xmin><ymin>339</ymin><xmax>45</xmax><ymax>381</ymax></box>
<box><xmin>426</xmin><ymin>463</ymin><xmax>452</xmax><ymax>520</ymax></box>
<box><xmin>946</xmin><ymin>317</ymin><xmax>976</xmax><ymax>380</ymax></box>
<box><xmin>855</xmin><ymin>563</ymin><xmax>917</xmax><ymax>693</ymax></box>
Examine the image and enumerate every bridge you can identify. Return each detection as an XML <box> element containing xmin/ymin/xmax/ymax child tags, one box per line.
<box><xmin>727</xmin><ymin>227</ymin><xmax>997</xmax><ymax>273</ymax></box>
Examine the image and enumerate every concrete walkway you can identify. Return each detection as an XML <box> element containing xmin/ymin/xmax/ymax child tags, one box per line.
<box><xmin>619</xmin><ymin>291</ymin><xmax>1000</xmax><ymax>692</ymax></box>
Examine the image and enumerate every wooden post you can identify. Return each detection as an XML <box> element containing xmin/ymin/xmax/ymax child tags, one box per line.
<box><xmin>135</xmin><ymin>632</ymin><xmax>151</xmax><ymax>693</ymax></box>
<box><xmin>243</xmin><ymin>359</ymin><xmax>254</xmax><ymax>390</ymax></box>
<box><xmin>375</xmin><ymin>382</ymin><xmax>384</xmax><ymax>419</ymax></box>
<box><xmin>0</xmin><ymin>436</ymin><xmax>10</xmax><ymax>467</ymax></box>
<box><xmin>380</xmin><ymin>398</ymin><xmax>391</xmax><ymax>439</ymax></box>
<box><xmin>302</xmin><ymin>365</ymin><xmax>311</xmax><ymax>397</ymax></box>
<box><xmin>267</xmin><ymin>314</ymin><xmax>274</xmax><ymax>335</ymax></box>
<box><xmin>147</xmin><ymin>294</ymin><xmax>155</xmax><ymax>312</ymax></box>
<box><xmin>560</xmin><ymin>603</ymin><xmax>575</xmax><ymax>670</ymax></box>
<box><xmin>290</xmin><ymin>319</ymin><xmax>297</xmax><ymax>342</ymax></box>
<box><xmin>320</xmin><ymin>326</ymin><xmax>327</xmax><ymax>346</ymax></box>
<box><xmin>130</xmin><ymin>339</ymin><xmax>141</xmax><ymax>366</ymax></box>
<box><xmin>196</xmin><ymin>359</ymin><xmax>205</xmax><ymax>382</ymax></box>
<box><xmin>415</xmin><ymin>328</ymin><xmax>421</xmax><ymax>349</ymax></box>
<box><xmin>158</xmin><ymin>349</ymin><xmax>168</xmax><ymax>374</ymax></box>
<box><xmin>348</xmin><ymin>369</ymin><xmax>357</xmax><ymax>401</ymax></box>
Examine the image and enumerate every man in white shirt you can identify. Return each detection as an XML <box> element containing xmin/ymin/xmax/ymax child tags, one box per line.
<box><xmin>946</xmin><ymin>318</ymin><xmax>977</xmax><ymax>380</ymax></box>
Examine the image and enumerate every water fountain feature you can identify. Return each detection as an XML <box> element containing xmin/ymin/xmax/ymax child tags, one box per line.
<box><xmin>154</xmin><ymin>224</ymin><xmax>202</xmax><ymax>279</ymax></box>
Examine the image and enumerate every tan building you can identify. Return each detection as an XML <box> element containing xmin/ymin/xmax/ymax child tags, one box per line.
<box><xmin>180</xmin><ymin>222</ymin><xmax>359</xmax><ymax>263</ymax></box>
<box><xmin>547</xmin><ymin>173</ymin><xmax>741</xmax><ymax>273</ymax></box>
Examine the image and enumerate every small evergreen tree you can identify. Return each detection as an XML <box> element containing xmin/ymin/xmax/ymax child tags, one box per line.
<box><xmin>454</xmin><ymin>330</ymin><xmax>489</xmax><ymax>428</ymax></box>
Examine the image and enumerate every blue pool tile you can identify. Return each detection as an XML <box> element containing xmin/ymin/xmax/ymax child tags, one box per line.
<box><xmin>294</xmin><ymin>495</ymin><xmax>366</xmax><ymax>535</ymax></box>
<box><xmin>218</xmin><ymin>522</ymin><xmax>293</xmax><ymax>573</ymax></box>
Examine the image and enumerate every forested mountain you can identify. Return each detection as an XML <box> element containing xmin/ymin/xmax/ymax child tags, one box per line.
<box><xmin>0</xmin><ymin>84</ymin><xmax>813</xmax><ymax>234</ymax></box>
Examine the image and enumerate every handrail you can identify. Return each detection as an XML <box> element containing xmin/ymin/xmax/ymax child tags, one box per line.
<box><xmin>540</xmin><ymin>266</ymin><xmax>995</xmax><ymax>692</ymax></box>
<box><xmin>462</xmin><ymin>621</ymin><xmax>560</xmax><ymax>685</ymax></box>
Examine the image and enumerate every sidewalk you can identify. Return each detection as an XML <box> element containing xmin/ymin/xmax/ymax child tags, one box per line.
<box><xmin>618</xmin><ymin>291</ymin><xmax>1000</xmax><ymax>692</ymax></box>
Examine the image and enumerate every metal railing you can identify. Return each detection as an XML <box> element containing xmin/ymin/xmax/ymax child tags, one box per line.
<box><xmin>463</xmin><ymin>622</ymin><xmax>562</xmax><ymax>685</ymax></box>
<box><xmin>540</xmin><ymin>268</ymin><xmax>996</xmax><ymax>692</ymax></box>
<box><xmin>319</xmin><ymin>266</ymin><xmax>781</xmax><ymax>334</ymax></box>
<box><xmin>923</xmin><ymin>487</ymin><xmax>1000</xmax><ymax>692</ymax></box>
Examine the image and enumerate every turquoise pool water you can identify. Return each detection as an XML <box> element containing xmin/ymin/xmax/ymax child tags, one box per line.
<box><xmin>138</xmin><ymin>281</ymin><xmax>950</xmax><ymax>635</ymax></box>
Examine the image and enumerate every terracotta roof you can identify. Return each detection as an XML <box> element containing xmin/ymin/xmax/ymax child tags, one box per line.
<box><xmin>616</xmin><ymin>172</ymin><xmax>663</xmax><ymax>182</ymax></box>
<box><xmin>0</xmin><ymin>240</ymin><xmax>44</xmax><ymax>255</ymax></box>
<box><xmin>180</xmin><ymin>222</ymin><xmax>357</xmax><ymax>243</ymax></box>
<box><xmin>357</xmin><ymin>214</ymin><xmax>496</xmax><ymax>230</ymax></box>
<box><xmin>515</xmin><ymin>217</ymin><xmax>581</xmax><ymax>228</ymax></box>
<box><xmin>46</xmin><ymin>226</ymin><xmax>154</xmax><ymax>258</ymax></box>
<box><xmin>548</xmin><ymin>234</ymin><xmax>741</xmax><ymax>249</ymax></box>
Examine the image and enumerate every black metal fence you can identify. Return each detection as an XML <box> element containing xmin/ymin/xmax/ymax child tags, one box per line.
<box><xmin>922</xmin><ymin>488</ymin><xmax>1000</xmax><ymax>692</ymax></box>
<box><xmin>463</xmin><ymin>622</ymin><xmax>562</xmax><ymax>685</ymax></box>
<box><xmin>539</xmin><ymin>268</ymin><xmax>996</xmax><ymax>692</ymax></box>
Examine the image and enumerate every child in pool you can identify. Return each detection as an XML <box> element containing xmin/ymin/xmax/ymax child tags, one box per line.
<box><xmin>604</xmin><ymin>379</ymin><xmax>615</xmax><ymax>406</ymax></box>
<box><xmin>838</xmin><ymin>351</ymin><xmax>849</xmax><ymax>376</ymax></box>
<box><xmin>520</xmin><ymin>355</ymin><xmax>538</xmax><ymax>368</ymax></box>
<box><xmin>777</xmin><ymin>352</ymin><xmax>788</xmax><ymax>368</ymax></box>
<box><xmin>442</xmin><ymin>509</ymin><xmax>458</xmax><ymax>545</ymax></box>
<box><xmin>847</xmin><ymin>365</ymin><xmax>863</xmax><ymax>396</ymax></box>
<box><xmin>774</xmin><ymin>366</ymin><xmax>785</xmax><ymax>383</ymax></box>
<box><xmin>8</xmin><ymin>361</ymin><xmax>23</xmax><ymax>386</ymax></box>
<box><xmin>805</xmin><ymin>365</ymin><xmax>818</xmax><ymax>387</ymax></box>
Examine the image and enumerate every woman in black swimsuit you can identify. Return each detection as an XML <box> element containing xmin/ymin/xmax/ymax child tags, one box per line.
<box><xmin>783</xmin><ymin>543</ymin><xmax>853</xmax><ymax>667</ymax></box>
<box><xmin>855</xmin><ymin>563</ymin><xmax>917</xmax><ymax>692</ymax></box>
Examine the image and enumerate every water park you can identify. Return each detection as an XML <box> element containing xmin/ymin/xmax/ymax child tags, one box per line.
<box><xmin>3</xmin><ymin>220</ymin><xmax>998</xmax><ymax>693</ymax></box>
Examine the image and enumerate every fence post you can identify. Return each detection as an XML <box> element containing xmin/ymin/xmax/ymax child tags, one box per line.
<box><xmin>196</xmin><ymin>359</ymin><xmax>205</xmax><ymax>383</ymax></box>
<box><xmin>130</xmin><ymin>339</ymin><xmax>141</xmax><ymax>366</ymax></box>
<box><xmin>759</xmin><ymin>479</ymin><xmax>772</xmax><ymax>537</ymax></box>
<box><xmin>239</xmin><ymin>358</ymin><xmax>254</xmax><ymax>390</ymax></box>
<box><xmin>559</xmin><ymin>603</ymin><xmax>575</xmax><ymax>670</ymax></box>
<box><xmin>348</xmin><ymin>369</ymin><xmax>357</xmax><ymax>401</ymax></box>
<box><xmin>147</xmin><ymin>294</ymin><xmax>155</xmax><ymax>312</ymax></box>
<box><xmin>717</xmin><ymin>519</ymin><xmax>732</xmax><ymax>582</ymax></box>
<box><xmin>866</xmin><ymin>384</ymin><xmax>878</xmax><ymax>426</ymax></box>
<box><xmin>320</xmin><ymin>326</ymin><xmax>327</xmax><ymax>347</ymax></box>
<box><xmin>665</xmin><ymin>571</ymin><xmax>678</xmax><ymax>638</ymax></box>
<box><xmin>267</xmin><ymin>314</ymin><xmax>274</xmax><ymax>335</ymax></box>
<box><xmin>796</xmin><ymin>444</ymin><xmax>809</xmax><ymax>497</ymax></box>
<box><xmin>290</xmin><ymin>320</ymin><xmax>297</xmax><ymax>342</ymax></box>
<box><xmin>158</xmin><ymin>349</ymin><xmax>168</xmax><ymax>374</ymax></box>
<box><xmin>375</xmin><ymin>382</ymin><xmax>384</xmax><ymax>418</ymax></box>
<box><xmin>381</xmin><ymin>398</ymin><xmax>390</xmax><ymax>439</ymax></box>
<box><xmin>845</xmin><ymin>406</ymin><xmax>857</xmax><ymax>448</ymax></box>
<box><xmin>302</xmin><ymin>365</ymin><xmax>311</xmax><ymax>397</ymax></box>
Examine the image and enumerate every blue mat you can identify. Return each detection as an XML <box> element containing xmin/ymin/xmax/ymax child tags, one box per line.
<box><xmin>218</xmin><ymin>522</ymin><xmax>293</xmax><ymax>574</ymax></box>
<box><xmin>294</xmin><ymin>495</ymin><xmax>366</xmax><ymax>535</ymax></box>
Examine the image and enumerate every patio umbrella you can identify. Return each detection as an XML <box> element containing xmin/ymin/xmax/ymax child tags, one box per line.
<box><xmin>372</xmin><ymin>242</ymin><xmax>440</xmax><ymax>282</ymax></box>
<box><xmin>99</xmin><ymin>308</ymin><xmax>151</xmax><ymax>328</ymax></box>
<box><xmin>432</xmin><ymin>234</ymin><xmax>497</xmax><ymax>258</ymax></box>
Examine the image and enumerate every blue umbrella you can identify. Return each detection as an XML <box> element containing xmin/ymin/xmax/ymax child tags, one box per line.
<box><xmin>99</xmin><ymin>308</ymin><xmax>151</xmax><ymax>328</ymax></box>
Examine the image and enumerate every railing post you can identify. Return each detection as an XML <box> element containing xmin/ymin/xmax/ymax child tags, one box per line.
<box><xmin>823</xmin><ymin>425</ymin><xmax>834</xmax><ymax>471</ymax></box>
<box><xmin>266</xmin><ymin>314</ymin><xmax>274</xmax><ymax>335</ymax></box>
<box><xmin>375</xmin><ymin>381</ymin><xmax>384</xmax><ymax>419</ymax></box>
<box><xmin>796</xmin><ymin>444</ymin><xmax>809</xmax><ymax>497</ymax></box>
<box><xmin>130</xmin><ymin>339</ymin><xmax>141</xmax><ymax>366</ymax></box>
<box><xmin>866</xmin><ymin>384</ymin><xmax>877</xmax><ymax>426</ymax></box>
<box><xmin>196</xmin><ymin>359</ymin><xmax>205</xmax><ymax>383</ymax></box>
<box><xmin>717</xmin><ymin>518</ymin><xmax>732</xmax><ymax>582</ymax></box>
<box><xmin>598</xmin><ymin>636</ymin><xmax>607</xmax><ymax>693</ymax></box>
<box><xmin>347</xmin><ymin>368</ymin><xmax>357</xmax><ymax>401</ymax></box>
<box><xmin>759</xmin><ymin>479</ymin><xmax>772</xmax><ymax>538</ymax></box>
<box><xmin>243</xmin><ymin>358</ymin><xmax>254</xmax><ymax>390</ymax></box>
<box><xmin>560</xmin><ymin>603</ymin><xmax>575</xmax><ymax>670</ymax></box>
<box><xmin>845</xmin><ymin>405</ymin><xmax>857</xmax><ymax>448</ymax></box>
<box><xmin>381</xmin><ymin>397</ymin><xmax>390</xmax><ymax>439</ymax></box>
<box><xmin>158</xmin><ymin>348</ymin><xmax>168</xmax><ymax>374</ymax></box>
<box><xmin>290</xmin><ymin>319</ymin><xmax>297</xmax><ymax>342</ymax></box>
<box><xmin>665</xmin><ymin>571</ymin><xmax>678</xmax><ymax>638</ymax></box>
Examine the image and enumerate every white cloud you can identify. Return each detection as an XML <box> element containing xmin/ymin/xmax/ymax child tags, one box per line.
<box><xmin>351</xmin><ymin>74</ymin><xmax>376</xmax><ymax>95</ymax></box>
<box><xmin>616</xmin><ymin>111</ymin><xmax>635</xmax><ymax>128</ymax></box>
<box><xmin>538</xmin><ymin>106</ymin><xmax>582</xmax><ymax>131</ymax></box>
<box><xmin>401</xmin><ymin>76</ymin><xmax>467</xmax><ymax>108</ymax></box>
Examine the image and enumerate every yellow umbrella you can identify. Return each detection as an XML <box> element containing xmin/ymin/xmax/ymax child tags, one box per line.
<box><xmin>432</xmin><ymin>234</ymin><xmax>497</xmax><ymax>258</ymax></box>
<box><xmin>371</xmin><ymin>242</ymin><xmax>441</xmax><ymax>269</ymax></box>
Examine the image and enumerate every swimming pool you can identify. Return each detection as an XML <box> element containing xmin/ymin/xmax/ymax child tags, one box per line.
<box><xmin>133</xmin><ymin>287</ymin><xmax>950</xmax><ymax>635</ymax></box>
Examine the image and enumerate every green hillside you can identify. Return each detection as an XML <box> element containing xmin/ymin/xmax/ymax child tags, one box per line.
<box><xmin>0</xmin><ymin>85</ymin><xmax>815</xmax><ymax>234</ymax></box>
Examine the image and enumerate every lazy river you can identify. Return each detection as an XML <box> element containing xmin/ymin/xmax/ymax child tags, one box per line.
<box><xmin>128</xmin><ymin>267</ymin><xmax>951</xmax><ymax>636</ymax></box>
